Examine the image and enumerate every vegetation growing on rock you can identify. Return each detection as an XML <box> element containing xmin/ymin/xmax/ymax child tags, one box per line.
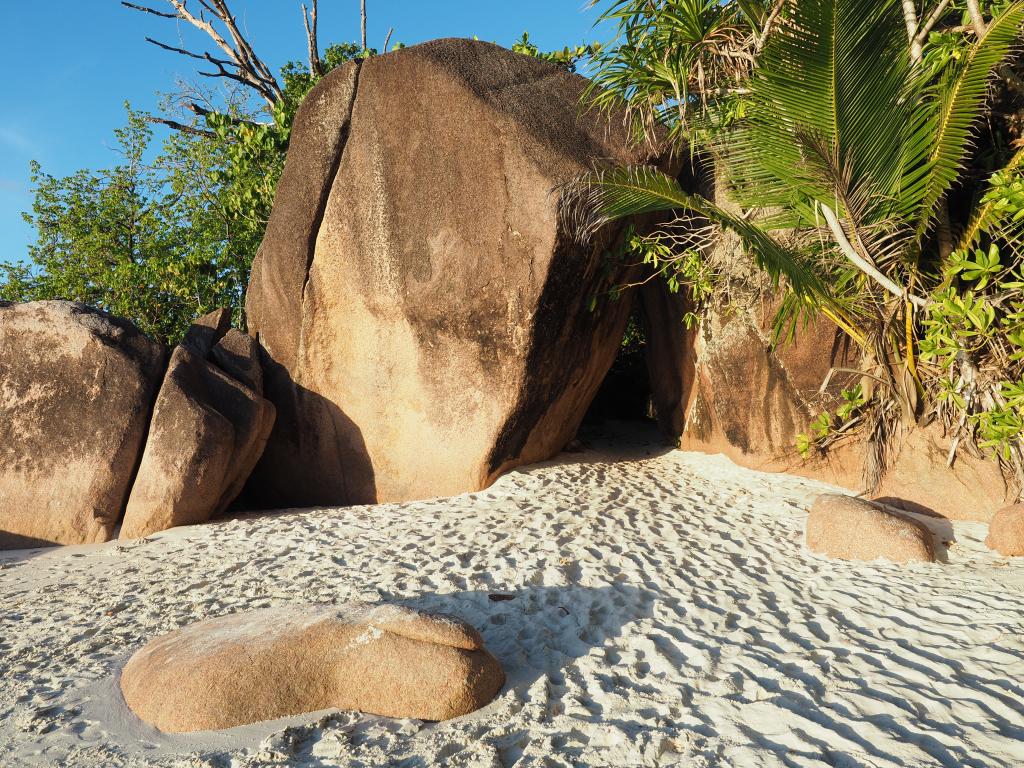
<box><xmin>571</xmin><ymin>0</ymin><xmax>1024</xmax><ymax>494</ymax></box>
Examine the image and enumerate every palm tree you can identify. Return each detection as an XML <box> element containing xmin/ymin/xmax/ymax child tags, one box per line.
<box><xmin>570</xmin><ymin>0</ymin><xmax>1024</xmax><ymax>484</ymax></box>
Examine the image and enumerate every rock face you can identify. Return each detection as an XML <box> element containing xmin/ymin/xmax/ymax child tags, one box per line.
<box><xmin>120</xmin><ymin>313</ymin><xmax>275</xmax><ymax>540</ymax></box>
<box><xmin>245</xmin><ymin>39</ymin><xmax>662</xmax><ymax>508</ymax></box>
<box><xmin>668</xmin><ymin>294</ymin><xmax>1008</xmax><ymax>521</ymax></box>
<box><xmin>120</xmin><ymin>604</ymin><xmax>505</xmax><ymax>732</ymax></box>
<box><xmin>985</xmin><ymin>504</ymin><xmax>1024</xmax><ymax>556</ymax></box>
<box><xmin>0</xmin><ymin>301</ymin><xmax>165</xmax><ymax>548</ymax></box>
<box><xmin>637</xmin><ymin>281</ymin><xmax>696</xmax><ymax>439</ymax></box>
<box><xmin>805</xmin><ymin>494</ymin><xmax>936</xmax><ymax>563</ymax></box>
<box><xmin>639</xmin><ymin>161</ymin><xmax>1009</xmax><ymax>522</ymax></box>
<box><xmin>678</xmin><ymin>297</ymin><xmax>859</xmax><ymax>461</ymax></box>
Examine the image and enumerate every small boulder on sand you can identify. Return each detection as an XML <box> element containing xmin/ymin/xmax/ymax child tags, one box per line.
<box><xmin>985</xmin><ymin>504</ymin><xmax>1024</xmax><ymax>556</ymax></box>
<box><xmin>806</xmin><ymin>494</ymin><xmax>935</xmax><ymax>563</ymax></box>
<box><xmin>120</xmin><ymin>604</ymin><xmax>505</xmax><ymax>732</ymax></box>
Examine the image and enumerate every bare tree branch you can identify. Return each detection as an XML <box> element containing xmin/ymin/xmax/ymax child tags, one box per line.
<box><xmin>185</xmin><ymin>102</ymin><xmax>268</xmax><ymax>127</ymax></box>
<box><xmin>901</xmin><ymin>0</ymin><xmax>923</xmax><ymax>63</ymax></box>
<box><xmin>383</xmin><ymin>27</ymin><xmax>394</xmax><ymax>54</ymax></box>
<box><xmin>144</xmin><ymin>36</ymin><xmax>234</xmax><ymax>67</ymax></box>
<box><xmin>914</xmin><ymin>0</ymin><xmax>953</xmax><ymax>48</ymax></box>
<box><xmin>121</xmin><ymin>1</ymin><xmax>177</xmax><ymax>19</ymax></box>
<box><xmin>146</xmin><ymin>115</ymin><xmax>216</xmax><ymax>137</ymax></box>
<box><xmin>302</xmin><ymin>1</ymin><xmax>323</xmax><ymax>76</ymax></box>
<box><xmin>967</xmin><ymin>0</ymin><xmax>989</xmax><ymax>38</ymax></box>
<box><xmin>361</xmin><ymin>0</ymin><xmax>368</xmax><ymax>51</ymax></box>
<box><xmin>753</xmin><ymin>0</ymin><xmax>786</xmax><ymax>57</ymax></box>
<box><xmin>121</xmin><ymin>0</ymin><xmax>284</xmax><ymax>107</ymax></box>
<box><xmin>202</xmin><ymin>0</ymin><xmax>281</xmax><ymax>100</ymax></box>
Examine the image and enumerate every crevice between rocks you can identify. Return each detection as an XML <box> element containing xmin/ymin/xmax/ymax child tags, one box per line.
<box><xmin>299</xmin><ymin>59</ymin><xmax>364</xmax><ymax>305</ymax></box>
<box><xmin>113</xmin><ymin>342</ymin><xmax>171</xmax><ymax>536</ymax></box>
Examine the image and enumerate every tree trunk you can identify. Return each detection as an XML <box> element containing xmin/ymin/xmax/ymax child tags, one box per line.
<box><xmin>901</xmin><ymin>0</ymin><xmax>923</xmax><ymax>63</ymax></box>
<box><xmin>361</xmin><ymin>0</ymin><xmax>368</xmax><ymax>50</ymax></box>
<box><xmin>967</xmin><ymin>0</ymin><xmax>988</xmax><ymax>38</ymax></box>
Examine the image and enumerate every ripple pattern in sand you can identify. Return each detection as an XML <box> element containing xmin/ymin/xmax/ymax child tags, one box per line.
<box><xmin>1</xmin><ymin>440</ymin><xmax>1023</xmax><ymax>767</ymax></box>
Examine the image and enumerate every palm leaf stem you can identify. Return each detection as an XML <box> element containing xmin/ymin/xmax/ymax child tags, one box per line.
<box><xmin>820</xmin><ymin>202</ymin><xmax>928</xmax><ymax>309</ymax></box>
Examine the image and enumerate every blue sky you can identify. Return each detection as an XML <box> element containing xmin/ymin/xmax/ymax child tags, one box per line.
<box><xmin>0</xmin><ymin>1</ymin><xmax>611</xmax><ymax>261</ymax></box>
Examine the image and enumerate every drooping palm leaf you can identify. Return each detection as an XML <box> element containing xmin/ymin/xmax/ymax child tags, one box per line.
<box><xmin>723</xmin><ymin>0</ymin><xmax>912</xmax><ymax>222</ymax></box>
<box><xmin>560</xmin><ymin>164</ymin><xmax>830</xmax><ymax>301</ymax></box>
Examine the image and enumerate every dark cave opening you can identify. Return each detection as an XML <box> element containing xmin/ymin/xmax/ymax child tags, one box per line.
<box><xmin>582</xmin><ymin>311</ymin><xmax>656</xmax><ymax>426</ymax></box>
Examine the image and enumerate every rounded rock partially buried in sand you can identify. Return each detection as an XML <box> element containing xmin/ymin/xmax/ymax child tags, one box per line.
<box><xmin>985</xmin><ymin>503</ymin><xmax>1024</xmax><ymax>556</ymax></box>
<box><xmin>119</xmin><ymin>604</ymin><xmax>505</xmax><ymax>732</ymax></box>
<box><xmin>806</xmin><ymin>494</ymin><xmax>936</xmax><ymax>564</ymax></box>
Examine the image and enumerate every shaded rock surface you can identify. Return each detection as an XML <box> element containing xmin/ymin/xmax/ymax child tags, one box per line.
<box><xmin>246</xmin><ymin>38</ymin><xmax>665</xmax><ymax>507</ymax></box>
<box><xmin>120</xmin><ymin>603</ymin><xmax>505</xmax><ymax>732</ymax></box>
<box><xmin>985</xmin><ymin>503</ymin><xmax>1024</xmax><ymax>556</ymax></box>
<box><xmin>120</xmin><ymin>314</ymin><xmax>275</xmax><ymax>540</ymax></box>
<box><xmin>0</xmin><ymin>301</ymin><xmax>165</xmax><ymax>548</ymax></box>
<box><xmin>637</xmin><ymin>281</ymin><xmax>695</xmax><ymax>439</ymax></box>
<box><xmin>806</xmin><ymin>494</ymin><xmax>936</xmax><ymax>563</ymax></box>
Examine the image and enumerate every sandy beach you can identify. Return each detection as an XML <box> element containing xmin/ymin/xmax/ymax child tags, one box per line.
<box><xmin>2</xmin><ymin>426</ymin><xmax>1023</xmax><ymax>767</ymax></box>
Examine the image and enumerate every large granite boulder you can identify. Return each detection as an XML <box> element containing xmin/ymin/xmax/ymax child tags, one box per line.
<box><xmin>0</xmin><ymin>301</ymin><xmax>165</xmax><ymax>548</ymax></box>
<box><xmin>245</xmin><ymin>39</ymin><xmax>662</xmax><ymax>507</ymax></box>
<box><xmin>805</xmin><ymin>494</ymin><xmax>936</xmax><ymax>563</ymax></box>
<box><xmin>120</xmin><ymin>313</ymin><xmax>275</xmax><ymax>540</ymax></box>
<box><xmin>663</xmin><ymin>292</ymin><xmax>1009</xmax><ymax>521</ymax></box>
<box><xmin>120</xmin><ymin>603</ymin><xmax>505</xmax><ymax>732</ymax></box>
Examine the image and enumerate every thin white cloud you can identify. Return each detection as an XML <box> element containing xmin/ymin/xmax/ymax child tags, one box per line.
<box><xmin>0</xmin><ymin>126</ymin><xmax>37</xmax><ymax>156</ymax></box>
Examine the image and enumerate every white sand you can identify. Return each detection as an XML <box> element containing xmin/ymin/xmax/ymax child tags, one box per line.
<box><xmin>2</xmin><ymin>426</ymin><xmax>1023</xmax><ymax>767</ymax></box>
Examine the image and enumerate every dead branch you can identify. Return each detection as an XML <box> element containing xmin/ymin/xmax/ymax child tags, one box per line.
<box><xmin>361</xmin><ymin>0</ymin><xmax>368</xmax><ymax>50</ymax></box>
<box><xmin>184</xmin><ymin>101</ymin><xmax>270</xmax><ymax>128</ymax></box>
<box><xmin>753</xmin><ymin>0</ymin><xmax>786</xmax><ymax>56</ymax></box>
<box><xmin>121</xmin><ymin>0</ymin><xmax>284</xmax><ymax>107</ymax></box>
<box><xmin>146</xmin><ymin>115</ymin><xmax>216</xmax><ymax>137</ymax></box>
<box><xmin>302</xmin><ymin>1</ymin><xmax>323</xmax><ymax>77</ymax></box>
<box><xmin>121</xmin><ymin>1</ymin><xmax>177</xmax><ymax>19</ymax></box>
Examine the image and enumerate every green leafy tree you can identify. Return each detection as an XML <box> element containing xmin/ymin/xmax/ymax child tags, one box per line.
<box><xmin>511</xmin><ymin>32</ymin><xmax>600</xmax><ymax>72</ymax></box>
<box><xmin>2</xmin><ymin>1</ymin><xmax>369</xmax><ymax>341</ymax></box>
<box><xmin>3</xmin><ymin>112</ymin><xmax>226</xmax><ymax>340</ymax></box>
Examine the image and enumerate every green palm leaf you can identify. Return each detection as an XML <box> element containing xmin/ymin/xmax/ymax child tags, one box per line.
<box><xmin>561</xmin><ymin>165</ymin><xmax>830</xmax><ymax>301</ymax></box>
<box><xmin>908</xmin><ymin>3</ymin><xmax>1024</xmax><ymax>238</ymax></box>
<box><xmin>722</xmin><ymin>0</ymin><xmax>913</xmax><ymax>224</ymax></box>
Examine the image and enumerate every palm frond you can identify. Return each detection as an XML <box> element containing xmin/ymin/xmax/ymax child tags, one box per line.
<box><xmin>959</xmin><ymin>143</ymin><xmax>1024</xmax><ymax>250</ymax></box>
<box><xmin>721</xmin><ymin>0</ymin><xmax>916</xmax><ymax>231</ymax></box>
<box><xmin>908</xmin><ymin>3</ymin><xmax>1024</xmax><ymax>238</ymax></box>
<box><xmin>584</xmin><ymin>0</ymin><xmax>751</xmax><ymax>145</ymax></box>
<box><xmin>560</xmin><ymin>165</ymin><xmax>830</xmax><ymax>301</ymax></box>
